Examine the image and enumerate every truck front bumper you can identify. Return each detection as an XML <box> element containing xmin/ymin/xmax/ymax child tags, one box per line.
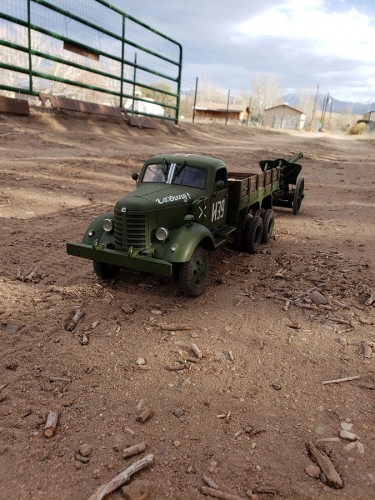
<box><xmin>66</xmin><ymin>242</ymin><xmax>173</xmax><ymax>277</ymax></box>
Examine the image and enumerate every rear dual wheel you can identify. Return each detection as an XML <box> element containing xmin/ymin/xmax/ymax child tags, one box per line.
<box><xmin>243</xmin><ymin>215</ymin><xmax>263</xmax><ymax>254</ymax></box>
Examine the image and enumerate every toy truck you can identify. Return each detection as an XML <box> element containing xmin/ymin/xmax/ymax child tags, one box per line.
<box><xmin>67</xmin><ymin>153</ymin><xmax>287</xmax><ymax>296</ymax></box>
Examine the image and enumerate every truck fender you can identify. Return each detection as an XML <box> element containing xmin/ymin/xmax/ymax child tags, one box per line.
<box><xmin>154</xmin><ymin>223</ymin><xmax>215</xmax><ymax>263</ymax></box>
<box><xmin>82</xmin><ymin>212</ymin><xmax>114</xmax><ymax>246</ymax></box>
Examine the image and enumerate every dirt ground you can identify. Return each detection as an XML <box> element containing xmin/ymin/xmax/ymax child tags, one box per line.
<box><xmin>0</xmin><ymin>110</ymin><xmax>374</xmax><ymax>500</ymax></box>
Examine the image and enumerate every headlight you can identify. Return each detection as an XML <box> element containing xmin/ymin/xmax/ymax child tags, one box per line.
<box><xmin>155</xmin><ymin>227</ymin><xmax>169</xmax><ymax>241</ymax></box>
<box><xmin>102</xmin><ymin>218</ymin><xmax>113</xmax><ymax>232</ymax></box>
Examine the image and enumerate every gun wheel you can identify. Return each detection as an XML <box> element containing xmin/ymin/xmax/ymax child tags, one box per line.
<box><xmin>261</xmin><ymin>209</ymin><xmax>275</xmax><ymax>243</ymax></box>
<box><xmin>179</xmin><ymin>246</ymin><xmax>208</xmax><ymax>297</ymax></box>
<box><xmin>293</xmin><ymin>177</ymin><xmax>304</xmax><ymax>215</ymax></box>
<box><xmin>243</xmin><ymin>215</ymin><xmax>263</xmax><ymax>254</ymax></box>
<box><xmin>93</xmin><ymin>261</ymin><xmax>119</xmax><ymax>280</ymax></box>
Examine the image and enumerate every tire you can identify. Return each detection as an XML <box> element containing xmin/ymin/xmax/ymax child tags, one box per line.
<box><xmin>179</xmin><ymin>246</ymin><xmax>209</xmax><ymax>297</ymax></box>
<box><xmin>243</xmin><ymin>215</ymin><xmax>263</xmax><ymax>254</ymax></box>
<box><xmin>261</xmin><ymin>209</ymin><xmax>275</xmax><ymax>243</ymax></box>
<box><xmin>293</xmin><ymin>177</ymin><xmax>304</xmax><ymax>215</ymax></box>
<box><xmin>93</xmin><ymin>260</ymin><xmax>119</xmax><ymax>280</ymax></box>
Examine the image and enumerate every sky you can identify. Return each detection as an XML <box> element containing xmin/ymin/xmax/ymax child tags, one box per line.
<box><xmin>110</xmin><ymin>0</ymin><xmax>375</xmax><ymax>104</ymax></box>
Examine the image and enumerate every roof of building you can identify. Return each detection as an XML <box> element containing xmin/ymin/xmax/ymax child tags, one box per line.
<box><xmin>264</xmin><ymin>104</ymin><xmax>304</xmax><ymax>115</ymax></box>
<box><xmin>194</xmin><ymin>102</ymin><xmax>246</xmax><ymax>112</ymax></box>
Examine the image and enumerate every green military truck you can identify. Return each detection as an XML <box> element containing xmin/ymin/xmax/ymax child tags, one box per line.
<box><xmin>67</xmin><ymin>153</ymin><xmax>290</xmax><ymax>296</ymax></box>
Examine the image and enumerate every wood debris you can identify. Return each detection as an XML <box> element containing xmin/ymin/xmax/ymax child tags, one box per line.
<box><xmin>201</xmin><ymin>485</ymin><xmax>248</xmax><ymax>500</ymax></box>
<box><xmin>64</xmin><ymin>309</ymin><xmax>85</xmax><ymax>331</ymax></box>
<box><xmin>136</xmin><ymin>408</ymin><xmax>153</xmax><ymax>423</ymax></box>
<box><xmin>202</xmin><ymin>475</ymin><xmax>219</xmax><ymax>490</ymax></box>
<box><xmin>44</xmin><ymin>411</ymin><xmax>59</xmax><ymax>438</ymax></box>
<box><xmin>363</xmin><ymin>341</ymin><xmax>374</xmax><ymax>359</ymax></box>
<box><xmin>308</xmin><ymin>441</ymin><xmax>343</xmax><ymax>488</ymax></box>
<box><xmin>322</xmin><ymin>375</ymin><xmax>360</xmax><ymax>385</ymax></box>
<box><xmin>88</xmin><ymin>453</ymin><xmax>154</xmax><ymax>500</ymax></box>
<box><xmin>159</xmin><ymin>322</ymin><xmax>193</xmax><ymax>331</ymax></box>
<box><xmin>123</xmin><ymin>442</ymin><xmax>147</xmax><ymax>459</ymax></box>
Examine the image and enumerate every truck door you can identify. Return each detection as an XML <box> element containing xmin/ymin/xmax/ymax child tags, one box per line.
<box><xmin>209</xmin><ymin>168</ymin><xmax>228</xmax><ymax>230</ymax></box>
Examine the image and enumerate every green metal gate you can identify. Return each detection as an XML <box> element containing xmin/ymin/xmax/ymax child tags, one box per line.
<box><xmin>0</xmin><ymin>0</ymin><xmax>182</xmax><ymax>122</ymax></box>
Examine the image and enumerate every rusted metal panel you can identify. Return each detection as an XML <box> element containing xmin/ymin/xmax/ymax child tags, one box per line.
<box><xmin>0</xmin><ymin>96</ymin><xmax>30</xmax><ymax>115</ymax></box>
<box><xmin>128</xmin><ymin>115</ymin><xmax>157</xmax><ymax>129</ymax></box>
<box><xmin>39</xmin><ymin>94</ymin><xmax>123</xmax><ymax>118</ymax></box>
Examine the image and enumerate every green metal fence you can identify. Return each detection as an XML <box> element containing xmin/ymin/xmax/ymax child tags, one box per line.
<box><xmin>0</xmin><ymin>0</ymin><xmax>182</xmax><ymax>122</ymax></box>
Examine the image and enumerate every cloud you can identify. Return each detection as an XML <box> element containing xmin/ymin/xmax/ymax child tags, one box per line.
<box><xmin>111</xmin><ymin>0</ymin><xmax>375</xmax><ymax>102</ymax></box>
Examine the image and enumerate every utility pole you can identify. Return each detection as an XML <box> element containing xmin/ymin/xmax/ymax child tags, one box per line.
<box><xmin>310</xmin><ymin>84</ymin><xmax>319</xmax><ymax>131</ymax></box>
<box><xmin>225</xmin><ymin>89</ymin><xmax>231</xmax><ymax>125</ymax></box>
<box><xmin>192</xmin><ymin>77</ymin><xmax>198</xmax><ymax>123</ymax></box>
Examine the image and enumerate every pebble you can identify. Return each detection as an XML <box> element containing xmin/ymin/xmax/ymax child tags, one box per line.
<box><xmin>75</xmin><ymin>453</ymin><xmax>90</xmax><ymax>464</ymax></box>
<box><xmin>305</xmin><ymin>464</ymin><xmax>321</xmax><ymax>479</ymax></box>
<box><xmin>5</xmin><ymin>324</ymin><xmax>23</xmax><ymax>334</ymax></box>
<box><xmin>173</xmin><ymin>440</ymin><xmax>181</xmax><ymax>448</ymax></box>
<box><xmin>341</xmin><ymin>422</ymin><xmax>353</xmax><ymax>431</ymax></box>
<box><xmin>173</xmin><ymin>408</ymin><xmax>184</xmax><ymax>418</ymax></box>
<box><xmin>310</xmin><ymin>290</ymin><xmax>328</xmax><ymax>305</ymax></box>
<box><xmin>121</xmin><ymin>304</ymin><xmax>135</xmax><ymax>315</ymax></box>
<box><xmin>136</xmin><ymin>358</ymin><xmax>146</xmax><ymax>366</ymax></box>
<box><xmin>340</xmin><ymin>430</ymin><xmax>357</xmax><ymax>441</ymax></box>
<box><xmin>80</xmin><ymin>335</ymin><xmax>89</xmax><ymax>345</ymax></box>
<box><xmin>272</xmin><ymin>383</ymin><xmax>282</xmax><ymax>391</ymax></box>
<box><xmin>79</xmin><ymin>443</ymin><xmax>92</xmax><ymax>457</ymax></box>
<box><xmin>122</xmin><ymin>479</ymin><xmax>151</xmax><ymax>500</ymax></box>
<box><xmin>315</xmin><ymin>425</ymin><xmax>326</xmax><ymax>436</ymax></box>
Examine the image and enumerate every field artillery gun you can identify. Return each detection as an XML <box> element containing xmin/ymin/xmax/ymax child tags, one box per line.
<box><xmin>259</xmin><ymin>152</ymin><xmax>304</xmax><ymax>215</ymax></box>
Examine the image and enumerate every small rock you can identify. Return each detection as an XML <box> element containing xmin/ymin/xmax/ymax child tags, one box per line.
<box><xmin>80</xmin><ymin>335</ymin><xmax>89</xmax><ymax>345</ymax></box>
<box><xmin>136</xmin><ymin>358</ymin><xmax>146</xmax><ymax>366</ymax></box>
<box><xmin>173</xmin><ymin>408</ymin><xmax>184</xmax><ymax>418</ymax></box>
<box><xmin>340</xmin><ymin>430</ymin><xmax>357</xmax><ymax>441</ymax></box>
<box><xmin>5</xmin><ymin>324</ymin><xmax>23</xmax><ymax>334</ymax></box>
<box><xmin>75</xmin><ymin>453</ymin><xmax>90</xmax><ymax>464</ymax></box>
<box><xmin>121</xmin><ymin>304</ymin><xmax>136</xmax><ymax>315</ymax></box>
<box><xmin>79</xmin><ymin>443</ymin><xmax>92</xmax><ymax>457</ymax></box>
<box><xmin>347</xmin><ymin>457</ymin><xmax>355</xmax><ymax>464</ymax></box>
<box><xmin>122</xmin><ymin>479</ymin><xmax>151</xmax><ymax>500</ymax></box>
<box><xmin>310</xmin><ymin>290</ymin><xmax>328</xmax><ymax>305</ymax></box>
<box><xmin>305</xmin><ymin>464</ymin><xmax>321</xmax><ymax>479</ymax></box>
<box><xmin>272</xmin><ymin>383</ymin><xmax>282</xmax><ymax>391</ymax></box>
<box><xmin>315</xmin><ymin>425</ymin><xmax>326</xmax><ymax>436</ymax></box>
<box><xmin>93</xmin><ymin>468</ymin><xmax>101</xmax><ymax>479</ymax></box>
<box><xmin>339</xmin><ymin>337</ymin><xmax>347</xmax><ymax>346</ymax></box>
<box><xmin>341</xmin><ymin>422</ymin><xmax>353</xmax><ymax>431</ymax></box>
<box><xmin>357</xmin><ymin>442</ymin><xmax>365</xmax><ymax>454</ymax></box>
<box><xmin>150</xmin><ymin>309</ymin><xmax>163</xmax><ymax>315</ymax></box>
<box><xmin>173</xmin><ymin>440</ymin><xmax>181</xmax><ymax>448</ymax></box>
<box><xmin>244</xmin><ymin>426</ymin><xmax>253</xmax><ymax>434</ymax></box>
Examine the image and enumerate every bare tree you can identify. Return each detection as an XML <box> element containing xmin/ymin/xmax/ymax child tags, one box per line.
<box><xmin>251</xmin><ymin>74</ymin><xmax>282</xmax><ymax>118</ymax></box>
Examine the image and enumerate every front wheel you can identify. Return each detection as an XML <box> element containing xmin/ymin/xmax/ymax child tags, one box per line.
<box><xmin>179</xmin><ymin>246</ymin><xmax>209</xmax><ymax>297</ymax></box>
<box><xmin>243</xmin><ymin>215</ymin><xmax>263</xmax><ymax>254</ymax></box>
<box><xmin>93</xmin><ymin>261</ymin><xmax>119</xmax><ymax>280</ymax></box>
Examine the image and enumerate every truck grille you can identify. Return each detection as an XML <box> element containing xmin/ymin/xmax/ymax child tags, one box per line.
<box><xmin>114</xmin><ymin>209</ymin><xmax>147</xmax><ymax>249</ymax></box>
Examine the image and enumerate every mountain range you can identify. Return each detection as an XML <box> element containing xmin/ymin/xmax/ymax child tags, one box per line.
<box><xmin>282</xmin><ymin>94</ymin><xmax>373</xmax><ymax>115</ymax></box>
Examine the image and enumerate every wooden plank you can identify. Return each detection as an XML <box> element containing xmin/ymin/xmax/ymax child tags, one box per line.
<box><xmin>0</xmin><ymin>95</ymin><xmax>29</xmax><ymax>115</ymax></box>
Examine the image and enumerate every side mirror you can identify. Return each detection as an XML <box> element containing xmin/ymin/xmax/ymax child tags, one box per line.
<box><xmin>131</xmin><ymin>172</ymin><xmax>139</xmax><ymax>181</ymax></box>
<box><xmin>216</xmin><ymin>180</ymin><xmax>225</xmax><ymax>190</ymax></box>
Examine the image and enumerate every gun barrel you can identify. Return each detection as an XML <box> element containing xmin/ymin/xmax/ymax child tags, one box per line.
<box><xmin>288</xmin><ymin>152</ymin><xmax>303</xmax><ymax>163</ymax></box>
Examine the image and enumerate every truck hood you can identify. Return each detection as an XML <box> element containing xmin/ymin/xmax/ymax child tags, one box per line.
<box><xmin>117</xmin><ymin>184</ymin><xmax>198</xmax><ymax>210</ymax></box>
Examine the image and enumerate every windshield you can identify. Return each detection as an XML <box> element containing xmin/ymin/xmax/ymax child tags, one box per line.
<box><xmin>142</xmin><ymin>162</ymin><xmax>207</xmax><ymax>189</ymax></box>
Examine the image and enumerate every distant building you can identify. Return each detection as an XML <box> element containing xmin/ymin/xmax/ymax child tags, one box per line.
<box><xmin>357</xmin><ymin>110</ymin><xmax>375</xmax><ymax>134</ymax></box>
<box><xmin>263</xmin><ymin>104</ymin><xmax>305</xmax><ymax>130</ymax></box>
<box><xmin>193</xmin><ymin>102</ymin><xmax>245</xmax><ymax>121</ymax></box>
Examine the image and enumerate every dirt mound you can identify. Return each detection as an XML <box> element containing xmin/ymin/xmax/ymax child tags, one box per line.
<box><xmin>0</xmin><ymin>111</ymin><xmax>374</xmax><ymax>499</ymax></box>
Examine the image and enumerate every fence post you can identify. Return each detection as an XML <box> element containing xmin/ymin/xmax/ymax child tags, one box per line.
<box><xmin>225</xmin><ymin>89</ymin><xmax>230</xmax><ymax>125</ymax></box>
<box><xmin>120</xmin><ymin>14</ymin><xmax>126</xmax><ymax>108</ymax></box>
<box><xmin>27</xmin><ymin>0</ymin><xmax>33</xmax><ymax>94</ymax></box>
